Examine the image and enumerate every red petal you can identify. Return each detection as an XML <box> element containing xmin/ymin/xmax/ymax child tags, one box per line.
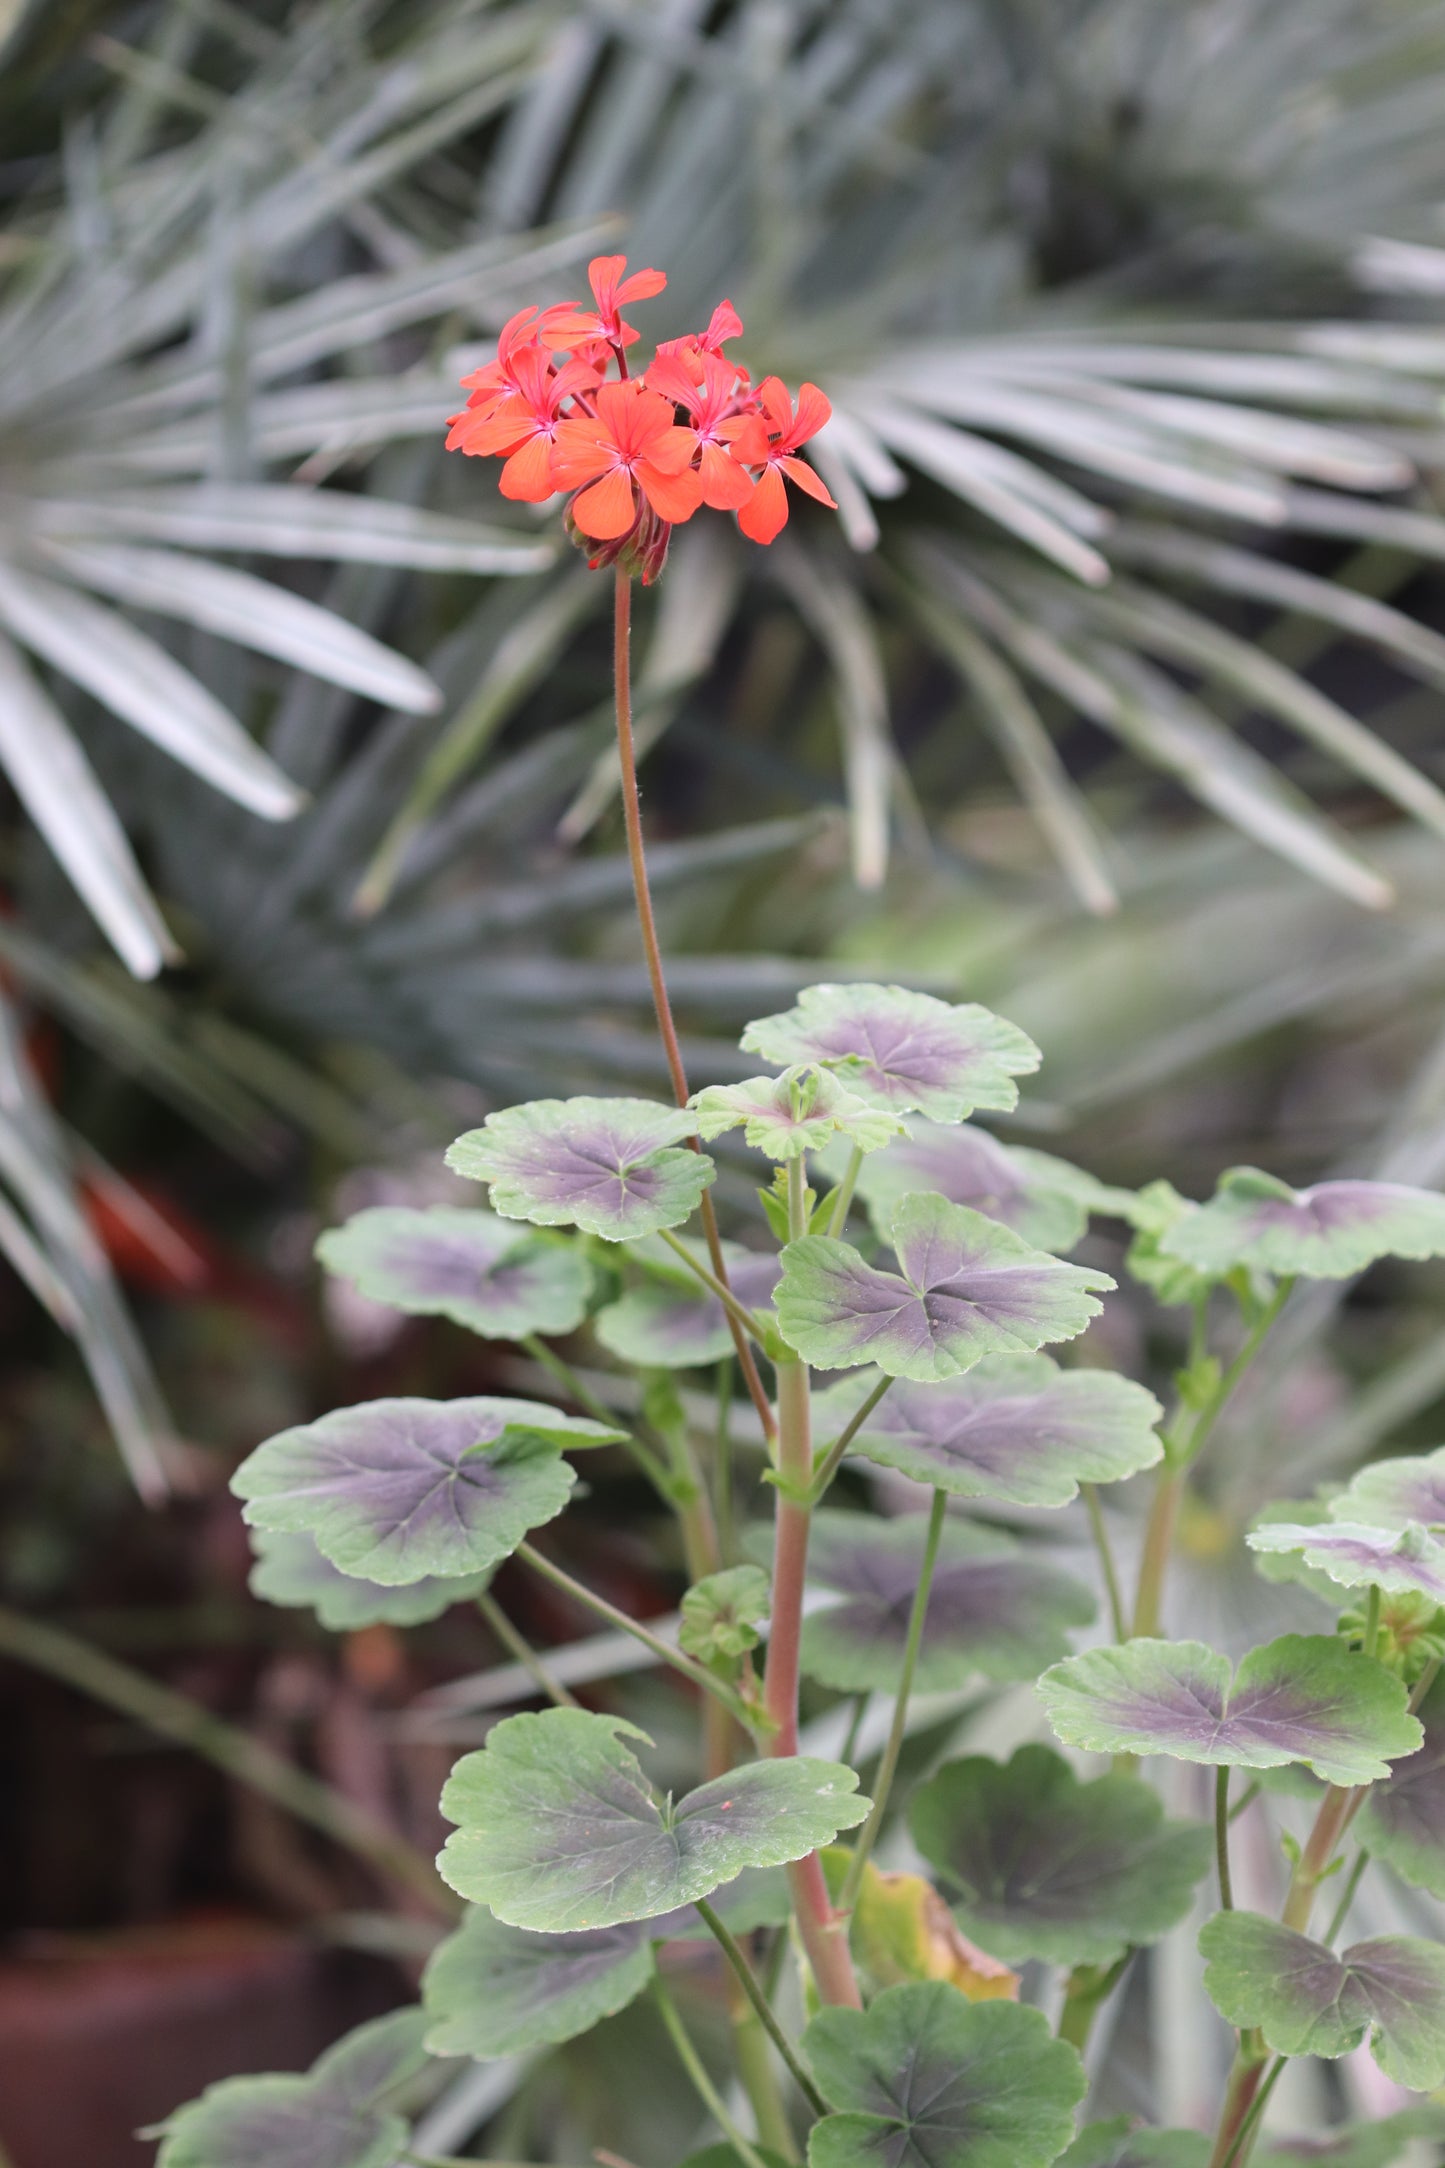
<box><xmin>638</xmin><ymin>460</ymin><xmax>703</xmax><ymax>527</ymax></box>
<box><xmin>755</xmin><ymin>376</ymin><xmax>793</xmax><ymax>436</ymax></box>
<box><xmin>737</xmin><ymin>465</ymin><xmax>789</xmax><ymax>544</ymax></box>
<box><xmin>571</xmin><ymin>467</ymin><xmax>639</xmax><ymax>537</ymax></box>
<box><xmin>617</xmin><ymin>266</ymin><xmax>667</xmax><ymax>304</ymax></box>
<box><xmin>642</xmin><ymin>424</ymin><xmax>702</xmax><ymax>476</ymax></box>
<box><xmin>498</xmin><ymin>433</ymin><xmax>559</xmax><ymax>501</ymax></box>
<box><xmin>699</xmin><ymin>441</ymin><xmax>754</xmax><ymax>510</ymax></box>
<box><xmin>779</xmin><ymin>454</ymin><xmax>837</xmax><ymax>508</ymax></box>
<box><xmin>550</xmin><ymin>419</ymin><xmax>618</xmax><ymax>490</ymax></box>
<box><xmin>703</xmin><ymin>298</ymin><xmax>743</xmax><ymax>348</ymax></box>
<box><xmin>587</xmin><ymin>255</ymin><xmax>627</xmax><ymax>312</ymax></box>
<box><xmin>645</xmin><ymin>351</ymin><xmax>704</xmax><ymax>412</ymax></box>
<box><xmin>788</xmin><ymin>382</ymin><xmax>832</xmax><ymax>447</ymax></box>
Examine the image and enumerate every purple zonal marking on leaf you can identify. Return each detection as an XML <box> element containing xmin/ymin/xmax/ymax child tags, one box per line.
<box><xmin>316</xmin><ymin>1206</ymin><xmax>591</xmax><ymax>1339</ymax></box>
<box><xmin>852</xmin><ymin>1118</ymin><xmax>1113</xmax><ymax>1254</ymax></box>
<box><xmin>739</xmin><ymin>982</ymin><xmax>1040</xmax><ymax>1121</ymax></box>
<box><xmin>445</xmin><ymin>1097</ymin><xmax>712</xmax><ymax>1241</ymax></box>
<box><xmin>774</xmin><ymin>1191</ymin><xmax>1113</xmax><ymax>1382</ymax></box>
<box><xmin>1358</xmin><ymin>1675</ymin><xmax>1445</xmax><ymax>1898</ymax></box>
<box><xmin>813</xmin><ymin>1354</ymin><xmax>1163</xmax><ymax>1507</ymax></box>
<box><xmin>594</xmin><ymin>1246</ymin><xmax>780</xmax><ymax>1369</ymax></box>
<box><xmin>1039</xmin><ymin>1634</ymin><xmax>1423</xmax><ymax>1787</ymax></box>
<box><xmin>780</xmin><ymin>1508</ymin><xmax>1095</xmax><ymax>1693</ymax></box>
<box><xmin>231</xmin><ymin>1395</ymin><xmax>619</xmax><ymax>1585</ymax></box>
<box><xmin>1338</xmin><ymin>1444</ymin><xmax>1445</xmax><ymax>1533</ymax></box>
<box><xmin>1247</xmin><ymin>1521</ymin><xmax>1445</xmax><ymax>1605</ymax></box>
<box><xmin>1158</xmin><ymin>1165</ymin><xmax>1445</xmax><ymax>1279</ymax></box>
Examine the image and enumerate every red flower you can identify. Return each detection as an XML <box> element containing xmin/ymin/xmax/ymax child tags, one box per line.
<box><xmin>656</xmin><ymin>297</ymin><xmax>744</xmax><ymax>365</ymax></box>
<box><xmin>645</xmin><ymin>349</ymin><xmax>754</xmax><ymax>511</ymax></box>
<box><xmin>550</xmin><ymin>380</ymin><xmax>704</xmax><ymax>537</ymax></box>
<box><xmin>724</xmin><ymin>377</ymin><xmax>836</xmax><ymax>543</ymax></box>
<box><xmin>551</xmin><ymin>254</ymin><xmax>668</xmax><ymax>353</ymax></box>
<box><xmin>447</xmin><ymin>345</ymin><xmax>600</xmax><ymax>500</ymax></box>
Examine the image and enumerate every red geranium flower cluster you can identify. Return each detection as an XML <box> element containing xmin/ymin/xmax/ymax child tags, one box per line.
<box><xmin>445</xmin><ymin>255</ymin><xmax>836</xmax><ymax>583</ymax></box>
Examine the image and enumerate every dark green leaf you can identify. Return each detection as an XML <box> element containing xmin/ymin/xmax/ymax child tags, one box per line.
<box><xmin>910</xmin><ymin>1745</ymin><xmax>1212</xmax><ymax>1965</ymax></box>
<box><xmin>804</xmin><ymin>1982</ymin><xmax>1086</xmax><ymax>2168</ymax></box>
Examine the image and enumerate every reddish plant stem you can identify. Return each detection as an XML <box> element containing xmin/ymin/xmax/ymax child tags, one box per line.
<box><xmin>1207</xmin><ymin>2055</ymin><xmax>1268</xmax><ymax>2168</ymax></box>
<box><xmin>612</xmin><ymin>570</ymin><xmax>776</xmax><ymax>1445</ymax></box>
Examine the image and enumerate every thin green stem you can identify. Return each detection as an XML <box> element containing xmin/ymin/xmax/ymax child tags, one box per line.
<box><xmin>838</xmin><ymin>1691</ymin><xmax>870</xmax><ymax>1772</ymax></box>
<box><xmin>695</xmin><ymin>1898</ymin><xmax>828</xmax><ymax>2117</ymax></box>
<box><xmin>612</xmin><ymin>569</ymin><xmax>777</xmax><ymax>1447</ymax></box>
<box><xmin>1082</xmin><ymin>1482</ymin><xmax>1128</xmax><ymax>1642</ymax></box>
<box><xmin>1362</xmin><ymin>1583</ymin><xmax>1382</xmax><ymax>1661</ymax></box>
<box><xmin>839</xmin><ymin>1488</ymin><xmax>947</xmax><ymax>1911</ymax></box>
<box><xmin>714</xmin><ymin>1359</ymin><xmax>736</xmax><ymax>1565</ymax></box>
<box><xmin>475</xmin><ymin>1592</ymin><xmax>579</xmax><ymax>1710</ymax></box>
<box><xmin>657</xmin><ymin>1228</ymin><xmax>770</xmax><ymax>1346</ymax></box>
<box><xmin>1321</xmin><ymin>1849</ymin><xmax>1369</xmax><ymax>1947</ymax></box>
<box><xmin>515</xmin><ymin>1543</ymin><xmax>753</xmax><ymax>1726</ymax></box>
<box><xmin>1410</xmin><ymin>1654</ymin><xmax>1442</xmax><ymax>1712</ymax></box>
<box><xmin>1281</xmin><ymin>1782</ymin><xmax>1356</xmax><ymax>1934</ymax></box>
<box><xmin>1228</xmin><ymin>1779</ymin><xmax>1262</xmax><ymax>1825</ymax></box>
<box><xmin>0</xmin><ymin>1602</ymin><xmax>455</xmax><ymax>1915</ymax></box>
<box><xmin>1215</xmin><ymin>1766</ymin><xmax>1234</xmax><ymax>1911</ymax></box>
<box><xmin>807</xmin><ymin>1374</ymin><xmax>895</xmax><ymax>1504</ymax></box>
<box><xmin>1133</xmin><ymin>1280</ymin><xmax>1293</xmax><ymax>1638</ymax></box>
<box><xmin>652</xmin><ymin>1973</ymin><xmax>770</xmax><ymax>2168</ymax></box>
<box><xmin>731</xmin><ymin>2004</ymin><xmax>800</xmax><ymax>2163</ymax></box>
<box><xmin>520</xmin><ymin>1334</ymin><xmax>673</xmax><ymax>1498</ymax></box>
<box><xmin>1056</xmin><ymin>1953</ymin><xmax>1131</xmax><ymax>2052</ymax></box>
<box><xmin>826</xmin><ymin>1145</ymin><xmax>864</xmax><ymax>1237</ymax></box>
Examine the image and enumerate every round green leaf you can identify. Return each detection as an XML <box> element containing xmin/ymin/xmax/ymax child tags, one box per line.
<box><xmin>422</xmin><ymin>1905</ymin><xmax>656</xmax><ymax>2060</ymax></box>
<box><xmin>741</xmin><ymin>983</ymin><xmax>1040</xmax><ymax>1121</ymax></box>
<box><xmin>446</xmin><ymin>1097</ymin><xmax>713</xmax><ymax>1240</ymax></box>
<box><xmin>786</xmin><ymin>1509</ymin><xmax>1094</xmax><ymax>1694</ymax></box>
<box><xmin>1247</xmin><ymin>1519</ymin><xmax>1445</xmax><ymax>1605</ymax></box>
<box><xmin>1058</xmin><ymin>2124</ymin><xmax>1207</xmax><ymax>2168</ymax></box>
<box><xmin>1335</xmin><ymin>1444</ymin><xmax>1445</xmax><ymax>1532</ymax></box>
<box><xmin>150</xmin><ymin>2010</ymin><xmax>431</xmax><ymax>2168</ymax></box>
<box><xmin>803</xmin><ymin>1982</ymin><xmax>1086</xmax><ymax>2168</ymax></box>
<box><xmin>690</xmin><ymin>1066</ymin><xmax>901</xmax><ymax>1159</ymax></box>
<box><xmin>316</xmin><ymin>1205</ymin><xmax>591</xmax><ymax>1338</ymax></box>
<box><xmin>1199</xmin><ymin>1909</ymin><xmax>1445</xmax><ymax>2091</ymax></box>
<box><xmin>775</xmin><ymin>1192</ymin><xmax>1114</xmax><ymax>1382</ymax></box>
<box><xmin>909</xmin><ymin>1745</ymin><xmax>1213</xmax><ymax>1966</ymax></box>
<box><xmin>437</xmin><ymin>1709</ymin><xmax>868</xmax><ymax>1932</ymax></box>
<box><xmin>232</xmin><ymin>1395</ymin><xmax>619</xmax><ymax>1585</ymax></box>
<box><xmin>1038</xmin><ymin>1635</ymin><xmax>1422</xmax><ymax>1786</ymax></box>
<box><xmin>852</xmin><ymin>1119</ymin><xmax>1123</xmax><ymax>1254</ymax></box>
<box><xmin>248</xmin><ymin>1527</ymin><xmax>492</xmax><ymax>1629</ymax></box>
<box><xmin>1158</xmin><ymin>1167</ymin><xmax>1445</xmax><ymax>1280</ymax></box>
<box><xmin>814</xmin><ymin>1355</ymin><xmax>1162</xmax><ymax>1507</ymax></box>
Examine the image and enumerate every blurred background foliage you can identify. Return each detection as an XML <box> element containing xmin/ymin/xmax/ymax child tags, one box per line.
<box><xmin>6</xmin><ymin>0</ymin><xmax>1445</xmax><ymax>2153</ymax></box>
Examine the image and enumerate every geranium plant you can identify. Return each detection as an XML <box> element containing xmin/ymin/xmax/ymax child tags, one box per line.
<box><xmin>153</xmin><ymin>263</ymin><xmax>1445</xmax><ymax>2168</ymax></box>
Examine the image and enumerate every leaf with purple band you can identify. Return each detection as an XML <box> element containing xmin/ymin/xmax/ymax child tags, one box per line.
<box><xmin>446</xmin><ymin>1098</ymin><xmax>712</xmax><ymax>1241</ymax></box>
<box><xmin>1335</xmin><ymin>1443</ymin><xmax>1445</xmax><ymax>1532</ymax></box>
<box><xmin>909</xmin><ymin>1746</ymin><xmax>1212</xmax><ymax>1966</ymax></box>
<box><xmin>803</xmin><ymin>1983</ymin><xmax>1086</xmax><ymax>2168</ymax></box>
<box><xmin>1247</xmin><ymin>1520</ymin><xmax>1445</xmax><ymax>1605</ymax></box>
<box><xmin>770</xmin><ymin>1509</ymin><xmax>1094</xmax><ymax>1695</ymax></box>
<box><xmin>851</xmin><ymin>1119</ymin><xmax>1129</xmax><ymax>1255</ymax></box>
<box><xmin>1038</xmin><ymin>1635</ymin><xmax>1421</xmax><ymax>1786</ymax></box>
<box><xmin>421</xmin><ymin>1869</ymin><xmax>790</xmax><ymax>2061</ymax></box>
<box><xmin>233</xmin><ymin>1396</ymin><xmax>622</xmax><ymax>1585</ymax></box>
<box><xmin>774</xmin><ymin>1193</ymin><xmax>1114</xmax><ymax>1382</ymax></box>
<box><xmin>1158</xmin><ymin>1166</ymin><xmax>1445</xmax><ymax>1279</ymax></box>
<box><xmin>438</xmin><ymin>1709</ymin><xmax>867</xmax><ymax>1932</ymax></box>
<box><xmin>690</xmin><ymin>1066</ymin><xmax>901</xmax><ymax>1159</ymax></box>
<box><xmin>1265</xmin><ymin>2110</ymin><xmax>1445</xmax><ymax>2168</ymax></box>
<box><xmin>1357</xmin><ymin>1672</ymin><xmax>1445</xmax><ymax>1897</ymax></box>
<box><xmin>741</xmin><ymin>983</ymin><xmax>1040</xmax><ymax>1121</ymax></box>
<box><xmin>316</xmin><ymin>1206</ymin><xmax>591</xmax><ymax>1339</ymax></box>
<box><xmin>813</xmin><ymin>1355</ymin><xmax>1162</xmax><ymax>1508</ymax></box>
<box><xmin>248</xmin><ymin>1528</ymin><xmax>492</xmax><ymax>1629</ymax></box>
<box><xmin>594</xmin><ymin>1241</ymin><xmax>779</xmax><ymax>1369</ymax></box>
<box><xmin>1199</xmin><ymin>1909</ymin><xmax>1445</xmax><ymax>2091</ymax></box>
<box><xmin>149</xmin><ymin>2009</ymin><xmax>432</xmax><ymax>2168</ymax></box>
